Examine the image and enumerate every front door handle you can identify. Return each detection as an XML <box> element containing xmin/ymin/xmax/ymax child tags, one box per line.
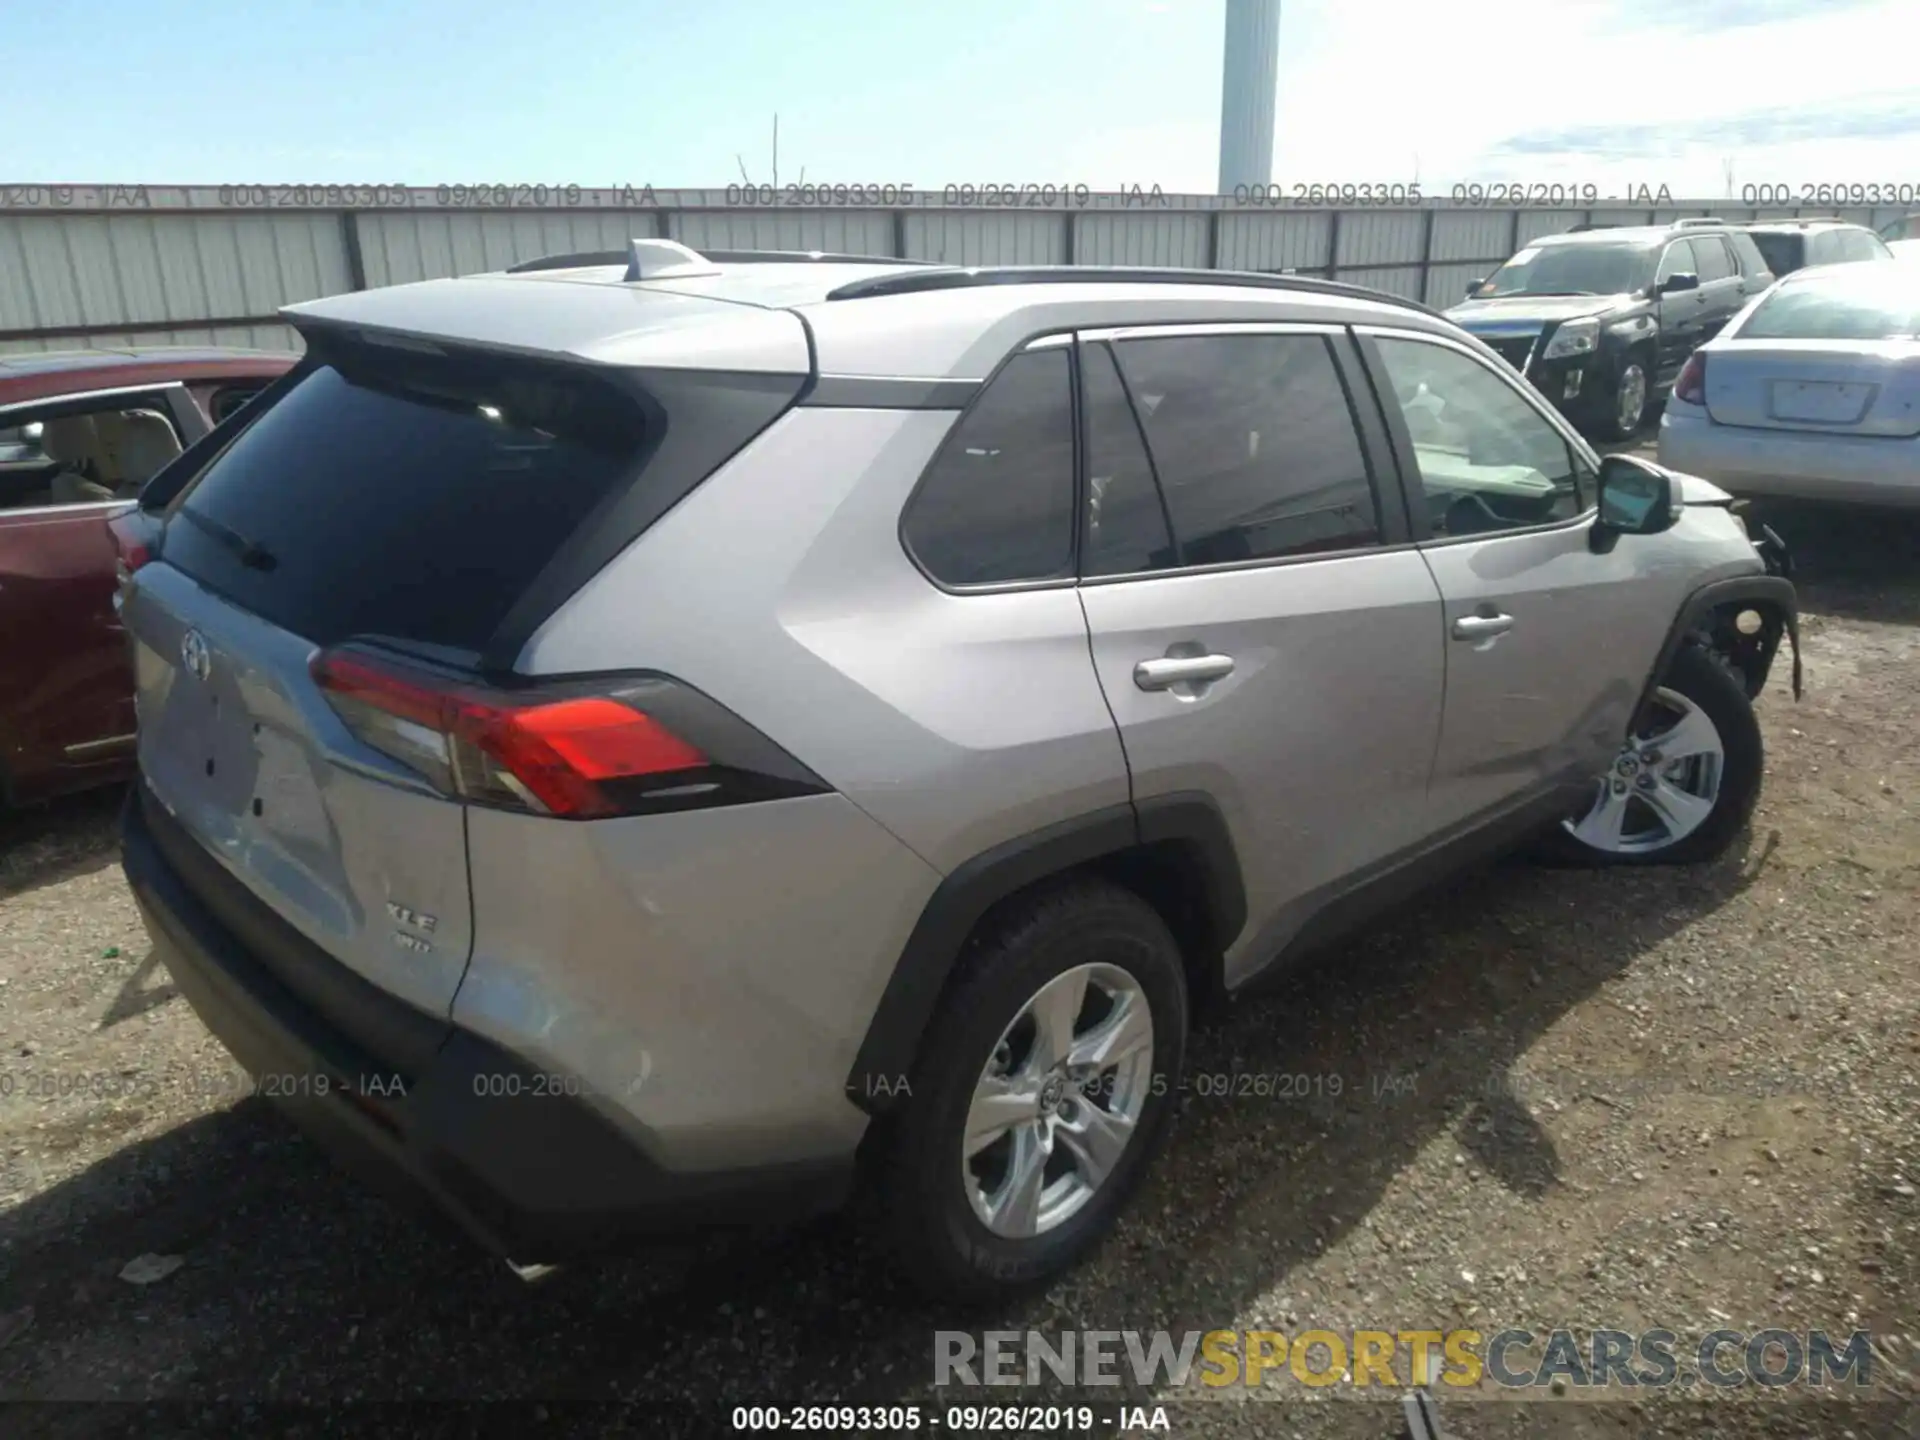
<box><xmin>1134</xmin><ymin>654</ymin><xmax>1235</xmax><ymax>691</ymax></box>
<box><xmin>1451</xmin><ymin>613</ymin><xmax>1515</xmax><ymax>641</ymax></box>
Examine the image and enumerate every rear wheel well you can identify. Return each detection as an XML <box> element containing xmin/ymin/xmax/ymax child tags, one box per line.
<box><xmin>923</xmin><ymin>843</ymin><xmax>1226</xmax><ymax>1051</ymax></box>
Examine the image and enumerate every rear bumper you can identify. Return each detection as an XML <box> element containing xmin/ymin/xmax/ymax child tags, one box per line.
<box><xmin>1659</xmin><ymin>406</ymin><xmax>1920</xmax><ymax>507</ymax></box>
<box><xmin>121</xmin><ymin>783</ymin><xmax>852</xmax><ymax>1262</ymax></box>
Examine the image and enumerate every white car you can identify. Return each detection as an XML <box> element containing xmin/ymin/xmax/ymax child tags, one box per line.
<box><xmin>1889</xmin><ymin>238</ymin><xmax>1920</xmax><ymax>262</ymax></box>
<box><xmin>1658</xmin><ymin>262</ymin><xmax>1920</xmax><ymax>507</ymax></box>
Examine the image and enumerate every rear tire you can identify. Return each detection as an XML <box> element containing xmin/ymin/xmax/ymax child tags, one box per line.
<box><xmin>1545</xmin><ymin>643</ymin><xmax>1763</xmax><ymax>867</ymax></box>
<box><xmin>879</xmin><ymin>877</ymin><xmax>1187</xmax><ymax>1304</ymax></box>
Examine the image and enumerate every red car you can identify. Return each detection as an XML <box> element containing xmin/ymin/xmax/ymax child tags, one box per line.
<box><xmin>0</xmin><ymin>347</ymin><xmax>297</xmax><ymax>808</ymax></box>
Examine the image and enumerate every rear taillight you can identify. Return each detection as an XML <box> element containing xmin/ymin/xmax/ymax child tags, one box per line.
<box><xmin>1674</xmin><ymin>351</ymin><xmax>1707</xmax><ymax>406</ymax></box>
<box><xmin>310</xmin><ymin>646</ymin><xmax>827</xmax><ymax>820</ymax></box>
<box><xmin>107</xmin><ymin>508</ymin><xmax>154</xmax><ymax>583</ymax></box>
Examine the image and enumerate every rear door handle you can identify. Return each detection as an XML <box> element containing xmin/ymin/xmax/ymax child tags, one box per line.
<box><xmin>1451</xmin><ymin>613</ymin><xmax>1515</xmax><ymax>641</ymax></box>
<box><xmin>1134</xmin><ymin>654</ymin><xmax>1235</xmax><ymax>691</ymax></box>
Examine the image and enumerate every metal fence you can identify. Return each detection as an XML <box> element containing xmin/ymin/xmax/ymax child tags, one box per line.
<box><xmin>0</xmin><ymin>186</ymin><xmax>1907</xmax><ymax>354</ymax></box>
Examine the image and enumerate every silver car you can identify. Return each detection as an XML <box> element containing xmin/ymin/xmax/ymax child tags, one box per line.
<box><xmin>1659</xmin><ymin>262</ymin><xmax>1920</xmax><ymax>507</ymax></box>
<box><xmin>118</xmin><ymin>242</ymin><xmax>1800</xmax><ymax>1301</ymax></box>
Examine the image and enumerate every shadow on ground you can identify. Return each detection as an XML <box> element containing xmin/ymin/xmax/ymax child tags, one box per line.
<box><xmin>0</xmin><ymin>828</ymin><xmax>1781</xmax><ymax>1433</ymax></box>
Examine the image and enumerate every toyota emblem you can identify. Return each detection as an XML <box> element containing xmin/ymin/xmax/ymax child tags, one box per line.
<box><xmin>179</xmin><ymin>629</ymin><xmax>212</xmax><ymax>682</ymax></box>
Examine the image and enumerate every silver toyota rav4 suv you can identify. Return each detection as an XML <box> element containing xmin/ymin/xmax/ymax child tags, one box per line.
<box><xmin>119</xmin><ymin>242</ymin><xmax>1801</xmax><ymax>1302</ymax></box>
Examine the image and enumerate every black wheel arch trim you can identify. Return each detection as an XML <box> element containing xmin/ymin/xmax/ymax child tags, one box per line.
<box><xmin>1639</xmin><ymin>574</ymin><xmax>1802</xmax><ymax>724</ymax></box>
<box><xmin>846</xmin><ymin>792</ymin><xmax>1246</xmax><ymax>1116</ymax></box>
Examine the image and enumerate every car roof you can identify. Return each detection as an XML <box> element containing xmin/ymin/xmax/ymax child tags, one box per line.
<box><xmin>1741</xmin><ymin>219</ymin><xmax>1865</xmax><ymax>233</ymax></box>
<box><xmin>1531</xmin><ymin>226</ymin><xmax>1674</xmax><ymax>248</ymax></box>
<box><xmin>283</xmin><ymin>252</ymin><xmax>1461</xmax><ymax>382</ymax></box>
<box><xmin>0</xmin><ymin>346</ymin><xmax>298</xmax><ymax>407</ymax></box>
<box><xmin>0</xmin><ymin>344</ymin><xmax>292</xmax><ymax>376</ymax></box>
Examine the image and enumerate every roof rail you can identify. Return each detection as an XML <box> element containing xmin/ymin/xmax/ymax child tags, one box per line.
<box><xmin>822</xmin><ymin>265</ymin><xmax>1440</xmax><ymax>315</ymax></box>
<box><xmin>1670</xmin><ymin>217</ymin><xmax>1729</xmax><ymax>228</ymax></box>
<box><xmin>505</xmin><ymin>245</ymin><xmax>937</xmax><ymax>276</ymax></box>
<box><xmin>1564</xmin><ymin>223</ymin><xmax>1620</xmax><ymax>233</ymax></box>
<box><xmin>1742</xmin><ymin>216</ymin><xmax>1848</xmax><ymax>228</ymax></box>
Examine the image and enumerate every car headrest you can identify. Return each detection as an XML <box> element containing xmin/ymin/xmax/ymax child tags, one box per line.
<box><xmin>39</xmin><ymin>414</ymin><xmax>101</xmax><ymax>470</ymax></box>
<box><xmin>96</xmin><ymin>409</ymin><xmax>184</xmax><ymax>488</ymax></box>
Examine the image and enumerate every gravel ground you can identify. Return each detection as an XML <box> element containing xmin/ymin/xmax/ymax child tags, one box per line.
<box><xmin>2</xmin><ymin>493</ymin><xmax>1918</xmax><ymax>1439</ymax></box>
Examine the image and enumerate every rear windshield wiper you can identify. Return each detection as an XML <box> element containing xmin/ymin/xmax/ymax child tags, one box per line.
<box><xmin>176</xmin><ymin>507</ymin><xmax>278</xmax><ymax>572</ymax></box>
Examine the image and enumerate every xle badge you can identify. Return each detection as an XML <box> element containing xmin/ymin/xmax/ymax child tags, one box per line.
<box><xmin>387</xmin><ymin>901</ymin><xmax>438</xmax><ymax>954</ymax></box>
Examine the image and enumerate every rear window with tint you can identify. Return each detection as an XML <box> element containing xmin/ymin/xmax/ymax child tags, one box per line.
<box><xmin>1747</xmin><ymin>233</ymin><xmax>1805</xmax><ymax>276</ymax></box>
<box><xmin>1739</xmin><ymin>281</ymin><xmax>1920</xmax><ymax>341</ymax></box>
<box><xmin>165</xmin><ymin>343</ymin><xmax>649</xmax><ymax>650</ymax></box>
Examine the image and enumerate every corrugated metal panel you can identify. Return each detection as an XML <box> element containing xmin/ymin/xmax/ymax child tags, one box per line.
<box><xmin>1516</xmin><ymin>211</ymin><xmax>1576</xmax><ymax>245</ymax></box>
<box><xmin>0</xmin><ymin>323</ymin><xmax>303</xmax><ymax>356</ymax></box>
<box><xmin>1073</xmin><ymin>213</ymin><xmax>1209</xmax><ymax>267</ymax></box>
<box><xmin>0</xmin><ymin>214</ymin><xmax>346</xmax><ymax>332</ymax></box>
<box><xmin>358</xmin><ymin>211</ymin><xmax>661</xmax><ymax>287</ymax></box>
<box><xmin>1334</xmin><ymin>211</ymin><xmax>1425</xmax><ymax>267</ymax></box>
<box><xmin>1340</xmin><ymin>265</ymin><xmax>1423</xmax><ymax>301</ymax></box>
<box><xmin>1430</xmin><ymin>211</ymin><xmax>1512</xmax><ymax>263</ymax></box>
<box><xmin>1216</xmin><ymin>212</ymin><xmax>1330</xmax><ymax>270</ymax></box>
<box><xmin>668</xmin><ymin>210</ymin><xmax>895</xmax><ymax>255</ymax></box>
<box><xmin>1588</xmin><ymin>208</ymin><xmax>1653</xmax><ymax>227</ymax></box>
<box><xmin>1427</xmin><ymin>263</ymin><xmax>1490</xmax><ymax>307</ymax></box>
<box><xmin>902</xmin><ymin>212</ymin><xmax>1065</xmax><ymax>265</ymax></box>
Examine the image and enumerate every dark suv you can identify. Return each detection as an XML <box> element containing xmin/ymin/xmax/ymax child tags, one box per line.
<box><xmin>1445</xmin><ymin>221</ymin><xmax>1774</xmax><ymax>441</ymax></box>
<box><xmin>1738</xmin><ymin>219</ymin><xmax>1892</xmax><ymax>278</ymax></box>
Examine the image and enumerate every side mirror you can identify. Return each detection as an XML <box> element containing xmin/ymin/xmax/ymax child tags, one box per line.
<box><xmin>1592</xmin><ymin>454</ymin><xmax>1675</xmax><ymax>549</ymax></box>
<box><xmin>1660</xmin><ymin>271</ymin><xmax>1700</xmax><ymax>294</ymax></box>
<box><xmin>1465</xmin><ymin>279</ymin><xmax>1486</xmax><ymax>298</ymax></box>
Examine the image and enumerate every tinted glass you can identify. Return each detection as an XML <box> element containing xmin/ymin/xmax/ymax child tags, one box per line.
<box><xmin>1374</xmin><ymin>337</ymin><xmax>1587</xmax><ymax>537</ymax></box>
<box><xmin>1689</xmin><ymin>237</ymin><xmax>1734</xmax><ymax>282</ymax></box>
<box><xmin>167</xmin><ymin>346</ymin><xmax>649</xmax><ymax>650</ymax></box>
<box><xmin>1479</xmin><ymin>242</ymin><xmax>1654</xmax><ymax>298</ymax></box>
<box><xmin>1739</xmin><ymin>274</ymin><xmax>1920</xmax><ymax>340</ymax></box>
<box><xmin>1114</xmin><ymin>334</ymin><xmax>1378</xmax><ymax>565</ymax></box>
<box><xmin>1081</xmin><ymin>342</ymin><xmax>1176</xmax><ymax>577</ymax></box>
<box><xmin>1748</xmin><ymin>232</ymin><xmax>1805</xmax><ymax>275</ymax></box>
<box><xmin>902</xmin><ymin>348</ymin><xmax>1075</xmax><ymax>586</ymax></box>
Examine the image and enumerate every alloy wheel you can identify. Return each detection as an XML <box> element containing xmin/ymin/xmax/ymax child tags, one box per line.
<box><xmin>1565</xmin><ymin>686</ymin><xmax>1725</xmax><ymax>854</ymax></box>
<box><xmin>1616</xmin><ymin>363</ymin><xmax>1649</xmax><ymax>434</ymax></box>
<box><xmin>962</xmin><ymin>962</ymin><xmax>1156</xmax><ymax>1239</ymax></box>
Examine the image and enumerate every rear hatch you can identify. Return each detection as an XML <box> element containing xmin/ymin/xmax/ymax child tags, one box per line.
<box><xmin>126</xmin><ymin>318</ymin><xmax>804</xmax><ymax>1019</ymax></box>
<box><xmin>1703</xmin><ymin>274</ymin><xmax>1920</xmax><ymax>437</ymax></box>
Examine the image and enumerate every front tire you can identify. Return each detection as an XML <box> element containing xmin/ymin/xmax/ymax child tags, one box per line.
<box><xmin>1550</xmin><ymin>643</ymin><xmax>1763</xmax><ymax>866</ymax></box>
<box><xmin>880</xmin><ymin>878</ymin><xmax>1188</xmax><ymax>1303</ymax></box>
<box><xmin>1596</xmin><ymin>352</ymin><xmax>1652</xmax><ymax>442</ymax></box>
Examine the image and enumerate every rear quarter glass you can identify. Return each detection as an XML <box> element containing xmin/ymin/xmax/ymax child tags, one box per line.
<box><xmin>162</xmin><ymin>341</ymin><xmax>653</xmax><ymax>652</ymax></box>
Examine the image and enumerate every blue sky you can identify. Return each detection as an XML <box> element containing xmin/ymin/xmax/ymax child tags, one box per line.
<box><xmin>14</xmin><ymin>0</ymin><xmax>1916</xmax><ymax>196</ymax></box>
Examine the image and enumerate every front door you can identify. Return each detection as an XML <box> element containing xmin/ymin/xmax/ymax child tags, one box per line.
<box><xmin>1073</xmin><ymin>325</ymin><xmax>1445</xmax><ymax>983</ymax></box>
<box><xmin>1360</xmin><ymin>329</ymin><xmax>1676</xmax><ymax>833</ymax></box>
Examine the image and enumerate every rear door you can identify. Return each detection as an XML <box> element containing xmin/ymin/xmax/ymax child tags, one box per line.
<box><xmin>1358</xmin><ymin>327</ymin><xmax>1671</xmax><ymax>831</ymax></box>
<box><xmin>123</xmin><ymin>338</ymin><xmax>675</xmax><ymax>1016</ymax></box>
<box><xmin>1690</xmin><ymin>237</ymin><xmax>1745</xmax><ymax>345</ymax></box>
<box><xmin>1653</xmin><ymin>242</ymin><xmax>1709</xmax><ymax>382</ymax></box>
<box><xmin>1074</xmin><ymin>324</ymin><xmax>1445</xmax><ymax>981</ymax></box>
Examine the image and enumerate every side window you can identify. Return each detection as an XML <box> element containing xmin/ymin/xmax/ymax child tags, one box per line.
<box><xmin>1112</xmin><ymin>333</ymin><xmax>1380</xmax><ymax>565</ymax></box>
<box><xmin>1689</xmin><ymin>237</ymin><xmax>1734</xmax><ymax>283</ymax></box>
<box><xmin>1080</xmin><ymin>342</ymin><xmax>1176</xmax><ymax>577</ymax></box>
<box><xmin>1807</xmin><ymin>232</ymin><xmax>1839</xmax><ymax>266</ymax></box>
<box><xmin>0</xmin><ymin>394</ymin><xmax>185</xmax><ymax>513</ymax></box>
<box><xmin>210</xmin><ymin>384</ymin><xmax>268</xmax><ymax>424</ymax></box>
<box><xmin>900</xmin><ymin>348</ymin><xmax>1076</xmax><ymax>586</ymax></box>
<box><xmin>1655</xmin><ymin>244</ymin><xmax>1688</xmax><ymax>283</ymax></box>
<box><xmin>1373</xmin><ymin>337</ymin><xmax>1587</xmax><ymax>538</ymax></box>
